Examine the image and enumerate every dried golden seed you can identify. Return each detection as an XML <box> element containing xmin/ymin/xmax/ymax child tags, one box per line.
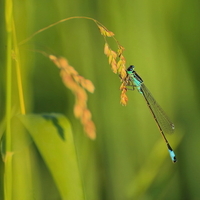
<box><xmin>111</xmin><ymin>62</ymin><xmax>117</xmax><ymax>74</ymax></box>
<box><xmin>105</xmin><ymin>31</ymin><xmax>115</xmax><ymax>37</ymax></box>
<box><xmin>82</xmin><ymin>79</ymin><xmax>95</xmax><ymax>93</ymax></box>
<box><xmin>74</xmin><ymin>104</ymin><xmax>84</xmax><ymax>118</ymax></box>
<box><xmin>104</xmin><ymin>43</ymin><xmax>110</xmax><ymax>55</ymax></box>
<box><xmin>110</xmin><ymin>50</ymin><xmax>117</xmax><ymax>59</ymax></box>
<box><xmin>84</xmin><ymin>121</ymin><xmax>96</xmax><ymax>140</ymax></box>
<box><xmin>120</xmin><ymin>91</ymin><xmax>128</xmax><ymax>106</ymax></box>
<box><xmin>120</xmin><ymin>68</ymin><xmax>127</xmax><ymax>79</ymax></box>
<box><xmin>97</xmin><ymin>25</ymin><xmax>107</xmax><ymax>36</ymax></box>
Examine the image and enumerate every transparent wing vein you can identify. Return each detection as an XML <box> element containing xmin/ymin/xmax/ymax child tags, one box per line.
<box><xmin>140</xmin><ymin>84</ymin><xmax>175</xmax><ymax>134</ymax></box>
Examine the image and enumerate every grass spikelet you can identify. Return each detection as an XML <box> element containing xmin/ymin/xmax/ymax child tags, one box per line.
<box><xmin>120</xmin><ymin>68</ymin><xmax>127</xmax><ymax>80</ymax></box>
<box><xmin>49</xmin><ymin>54</ymin><xmax>96</xmax><ymax>139</ymax></box>
<box><xmin>104</xmin><ymin>43</ymin><xmax>118</xmax><ymax>74</ymax></box>
<box><xmin>96</xmin><ymin>24</ymin><xmax>115</xmax><ymax>37</ymax></box>
<box><xmin>117</xmin><ymin>45</ymin><xmax>125</xmax><ymax>56</ymax></box>
<box><xmin>103</xmin><ymin>42</ymin><xmax>128</xmax><ymax>104</ymax></box>
<box><xmin>120</xmin><ymin>85</ymin><xmax>128</xmax><ymax>106</ymax></box>
<box><xmin>73</xmin><ymin>76</ymin><xmax>95</xmax><ymax>93</ymax></box>
<box><xmin>117</xmin><ymin>55</ymin><xmax>127</xmax><ymax>79</ymax></box>
<box><xmin>104</xmin><ymin>43</ymin><xmax>110</xmax><ymax>55</ymax></box>
<box><xmin>83</xmin><ymin>120</ymin><xmax>96</xmax><ymax>140</ymax></box>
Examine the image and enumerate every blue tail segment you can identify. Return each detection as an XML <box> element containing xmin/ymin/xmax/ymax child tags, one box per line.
<box><xmin>167</xmin><ymin>144</ymin><xmax>177</xmax><ymax>163</ymax></box>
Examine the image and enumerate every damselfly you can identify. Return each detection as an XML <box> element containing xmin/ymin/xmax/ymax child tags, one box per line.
<box><xmin>125</xmin><ymin>65</ymin><xmax>176</xmax><ymax>163</ymax></box>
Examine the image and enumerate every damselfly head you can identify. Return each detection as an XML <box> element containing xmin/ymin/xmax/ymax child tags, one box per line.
<box><xmin>127</xmin><ymin>65</ymin><xmax>135</xmax><ymax>74</ymax></box>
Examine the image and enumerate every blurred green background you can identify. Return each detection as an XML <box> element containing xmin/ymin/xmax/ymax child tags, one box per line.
<box><xmin>1</xmin><ymin>0</ymin><xmax>200</xmax><ymax>199</ymax></box>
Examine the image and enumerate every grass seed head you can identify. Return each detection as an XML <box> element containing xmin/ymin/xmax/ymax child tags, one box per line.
<box><xmin>49</xmin><ymin>54</ymin><xmax>96</xmax><ymax>139</ymax></box>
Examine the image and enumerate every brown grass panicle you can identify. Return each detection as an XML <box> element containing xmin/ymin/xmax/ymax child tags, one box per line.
<box><xmin>103</xmin><ymin>41</ymin><xmax>128</xmax><ymax>105</ymax></box>
<box><xmin>49</xmin><ymin>54</ymin><xmax>96</xmax><ymax>140</ymax></box>
<box><xmin>99</xmin><ymin>21</ymin><xmax>128</xmax><ymax>106</ymax></box>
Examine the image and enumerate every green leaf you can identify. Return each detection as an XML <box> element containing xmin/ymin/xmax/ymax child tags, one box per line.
<box><xmin>13</xmin><ymin>113</ymin><xmax>85</xmax><ymax>200</ymax></box>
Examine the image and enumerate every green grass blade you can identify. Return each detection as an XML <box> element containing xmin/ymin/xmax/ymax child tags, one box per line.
<box><xmin>17</xmin><ymin>113</ymin><xmax>85</xmax><ymax>200</ymax></box>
